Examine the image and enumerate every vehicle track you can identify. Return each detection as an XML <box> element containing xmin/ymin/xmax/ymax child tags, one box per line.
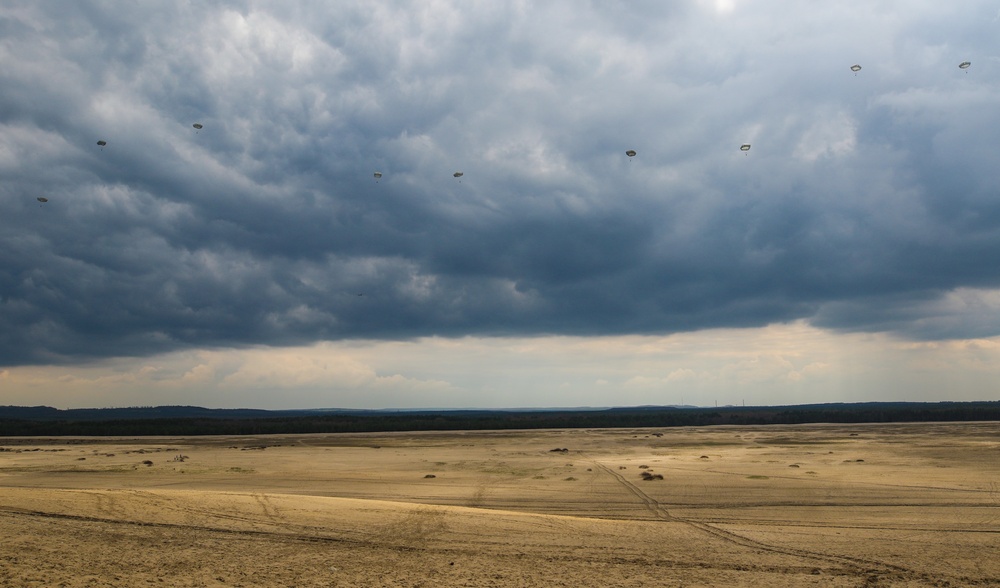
<box><xmin>0</xmin><ymin>506</ymin><xmax>864</xmax><ymax>576</ymax></box>
<box><xmin>585</xmin><ymin>456</ymin><xmax>921</xmax><ymax>580</ymax></box>
<box><xmin>253</xmin><ymin>492</ymin><xmax>282</xmax><ymax>522</ymax></box>
<box><xmin>593</xmin><ymin>460</ymin><xmax>675</xmax><ymax>520</ymax></box>
<box><xmin>104</xmin><ymin>489</ymin><xmax>282</xmax><ymax>531</ymax></box>
<box><xmin>0</xmin><ymin>506</ymin><xmax>363</xmax><ymax>546</ymax></box>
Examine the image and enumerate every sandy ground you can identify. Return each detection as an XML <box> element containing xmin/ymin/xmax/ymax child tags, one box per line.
<box><xmin>1</xmin><ymin>422</ymin><xmax>998</xmax><ymax>587</ymax></box>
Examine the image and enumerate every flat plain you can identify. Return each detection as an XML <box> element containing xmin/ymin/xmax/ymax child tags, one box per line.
<box><xmin>1</xmin><ymin>422</ymin><xmax>998</xmax><ymax>587</ymax></box>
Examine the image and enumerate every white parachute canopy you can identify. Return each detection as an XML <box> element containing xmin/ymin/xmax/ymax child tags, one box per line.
<box><xmin>625</xmin><ymin>149</ymin><xmax>637</xmax><ymax>158</ymax></box>
<box><xmin>373</xmin><ymin>171</ymin><xmax>382</xmax><ymax>182</ymax></box>
<box><xmin>740</xmin><ymin>144</ymin><xmax>751</xmax><ymax>152</ymax></box>
<box><xmin>959</xmin><ymin>61</ymin><xmax>971</xmax><ymax>70</ymax></box>
<box><xmin>850</xmin><ymin>64</ymin><xmax>862</xmax><ymax>73</ymax></box>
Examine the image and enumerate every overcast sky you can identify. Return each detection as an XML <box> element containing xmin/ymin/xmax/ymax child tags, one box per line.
<box><xmin>3</xmin><ymin>1</ymin><xmax>1000</xmax><ymax>409</ymax></box>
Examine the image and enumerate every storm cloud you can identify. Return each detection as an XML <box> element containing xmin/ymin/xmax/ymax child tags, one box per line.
<box><xmin>3</xmin><ymin>1</ymin><xmax>1000</xmax><ymax>367</ymax></box>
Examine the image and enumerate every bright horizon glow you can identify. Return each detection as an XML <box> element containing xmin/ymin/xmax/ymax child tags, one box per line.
<box><xmin>3</xmin><ymin>321</ymin><xmax>998</xmax><ymax>410</ymax></box>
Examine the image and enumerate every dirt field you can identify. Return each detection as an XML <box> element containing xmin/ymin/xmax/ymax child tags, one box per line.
<box><xmin>1</xmin><ymin>422</ymin><xmax>998</xmax><ymax>587</ymax></box>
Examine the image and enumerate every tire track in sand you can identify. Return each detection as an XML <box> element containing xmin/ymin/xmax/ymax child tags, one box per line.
<box><xmin>253</xmin><ymin>492</ymin><xmax>282</xmax><ymax>523</ymax></box>
<box><xmin>585</xmin><ymin>456</ymin><xmax>918</xmax><ymax>579</ymax></box>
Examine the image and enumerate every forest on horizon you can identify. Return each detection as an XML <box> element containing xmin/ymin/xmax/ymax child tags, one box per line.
<box><xmin>1</xmin><ymin>401</ymin><xmax>999</xmax><ymax>437</ymax></box>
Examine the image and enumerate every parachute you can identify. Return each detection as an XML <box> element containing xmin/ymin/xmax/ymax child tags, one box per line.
<box><xmin>36</xmin><ymin>197</ymin><xmax>48</xmax><ymax>203</ymax></box>
<box><xmin>373</xmin><ymin>171</ymin><xmax>382</xmax><ymax>182</ymax></box>
<box><xmin>625</xmin><ymin>150</ymin><xmax>637</xmax><ymax>159</ymax></box>
<box><xmin>740</xmin><ymin>144</ymin><xmax>751</xmax><ymax>153</ymax></box>
<box><xmin>96</xmin><ymin>140</ymin><xmax>107</xmax><ymax>149</ymax></box>
<box><xmin>192</xmin><ymin>123</ymin><xmax>203</xmax><ymax>130</ymax></box>
<box><xmin>453</xmin><ymin>171</ymin><xmax>463</xmax><ymax>178</ymax></box>
<box><xmin>850</xmin><ymin>64</ymin><xmax>862</xmax><ymax>73</ymax></box>
<box><xmin>959</xmin><ymin>61</ymin><xmax>971</xmax><ymax>70</ymax></box>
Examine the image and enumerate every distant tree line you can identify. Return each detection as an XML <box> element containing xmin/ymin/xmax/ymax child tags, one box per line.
<box><xmin>1</xmin><ymin>401</ymin><xmax>998</xmax><ymax>436</ymax></box>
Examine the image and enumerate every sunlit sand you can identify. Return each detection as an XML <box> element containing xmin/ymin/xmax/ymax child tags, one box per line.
<box><xmin>2</xmin><ymin>422</ymin><xmax>998</xmax><ymax>586</ymax></box>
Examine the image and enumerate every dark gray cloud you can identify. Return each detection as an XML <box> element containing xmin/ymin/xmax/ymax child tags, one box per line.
<box><xmin>3</xmin><ymin>1</ymin><xmax>1000</xmax><ymax>366</ymax></box>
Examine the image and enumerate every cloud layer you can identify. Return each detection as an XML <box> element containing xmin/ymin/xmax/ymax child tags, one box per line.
<box><xmin>3</xmin><ymin>1</ymin><xmax>1000</xmax><ymax>366</ymax></box>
